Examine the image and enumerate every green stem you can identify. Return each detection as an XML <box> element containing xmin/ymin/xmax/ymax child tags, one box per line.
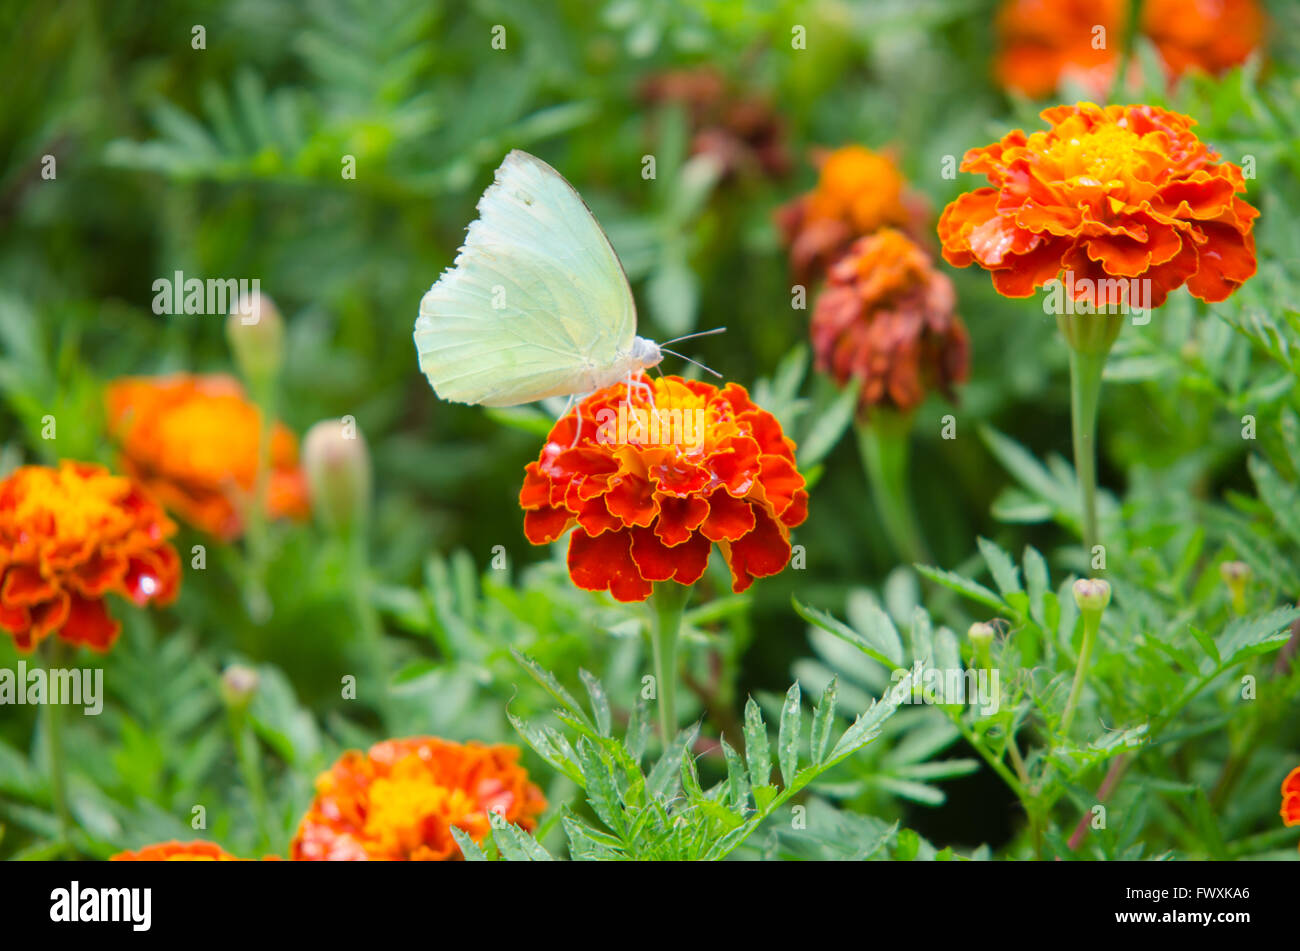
<box><xmin>855</xmin><ymin>415</ymin><xmax>929</xmax><ymax>564</ymax></box>
<box><xmin>647</xmin><ymin>582</ymin><xmax>691</xmax><ymax>743</ymax></box>
<box><xmin>348</xmin><ymin>529</ymin><xmax>393</xmax><ymax>729</ymax></box>
<box><xmin>228</xmin><ymin>706</ymin><xmax>272</xmax><ymax>852</ymax></box>
<box><xmin>243</xmin><ymin>382</ymin><xmax>276</xmax><ymax>622</ymax></box>
<box><xmin>43</xmin><ymin>639</ymin><xmax>73</xmax><ymax>852</ymax></box>
<box><xmin>1060</xmin><ymin>608</ymin><xmax>1102</xmax><ymax>737</ymax></box>
<box><xmin>1067</xmin><ymin>347</ymin><xmax>1107</xmax><ymax>563</ymax></box>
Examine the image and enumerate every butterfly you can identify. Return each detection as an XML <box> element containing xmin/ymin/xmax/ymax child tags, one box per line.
<box><xmin>414</xmin><ymin>150</ymin><xmax>719</xmax><ymax>412</ymax></box>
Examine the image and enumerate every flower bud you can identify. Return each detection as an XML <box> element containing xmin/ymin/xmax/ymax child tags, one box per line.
<box><xmin>1072</xmin><ymin>577</ymin><xmax>1111</xmax><ymax>614</ymax></box>
<box><xmin>1219</xmin><ymin>560</ymin><xmax>1251</xmax><ymax>614</ymax></box>
<box><xmin>227</xmin><ymin>290</ymin><xmax>284</xmax><ymax>389</ymax></box>
<box><xmin>967</xmin><ymin>621</ymin><xmax>995</xmax><ymax>649</ymax></box>
<box><xmin>220</xmin><ymin>664</ymin><xmax>259</xmax><ymax>710</ymax></box>
<box><xmin>303</xmin><ymin>418</ymin><xmax>372</xmax><ymax>535</ymax></box>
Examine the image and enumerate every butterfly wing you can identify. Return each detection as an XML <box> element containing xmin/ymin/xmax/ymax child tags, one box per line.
<box><xmin>414</xmin><ymin>150</ymin><xmax>637</xmax><ymax>407</ymax></box>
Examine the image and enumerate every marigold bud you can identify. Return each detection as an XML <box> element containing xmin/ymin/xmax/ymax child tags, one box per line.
<box><xmin>226</xmin><ymin>291</ymin><xmax>284</xmax><ymax>388</ymax></box>
<box><xmin>1072</xmin><ymin>577</ymin><xmax>1111</xmax><ymax>614</ymax></box>
<box><xmin>220</xmin><ymin>664</ymin><xmax>259</xmax><ymax>709</ymax></box>
<box><xmin>967</xmin><ymin>621</ymin><xmax>996</xmax><ymax>648</ymax></box>
<box><xmin>303</xmin><ymin>418</ymin><xmax>372</xmax><ymax>535</ymax></box>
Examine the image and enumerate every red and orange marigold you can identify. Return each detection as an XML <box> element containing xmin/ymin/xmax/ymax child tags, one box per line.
<box><xmin>105</xmin><ymin>374</ymin><xmax>309</xmax><ymax>541</ymax></box>
<box><xmin>0</xmin><ymin>461</ymin><xmax>179</xmax><ymax>652</ymax></box>
<box><xmin>777</xmin><ymin>145</ymin><xmax>922</xmax><ymax>284</ymax></box>
<box><xmin>110</xmin><ymin>840</ymin><xmax>278</xmax><ymax>861</ymax></box>
<box><xmin>812</xmin><ymin>228</ymin><xmax>969</xmax><ymax>415</ymax></box>
<box><xmin>1142</xmin><ymin>0</ymin><xmax>1264</xmax><ymax>81</ymax></box>
<box><xmin>938</xmin><ymin>102</ymin><xmax>1258</xmax><ymax>309</ymax></box>
<box><xmin>1283</xmin><ymin>767</ymin><xmax>1300</xmax><ymax>849</ymax></box>
<box><xmin>291</xmin><ymin>737</ymin><xmax>546</xmax><ymax>861</ymax></box>
<box><xmin>520</xmin><ymin>376</ymin><xmax>808</xmax><ymax>603</ymax></box>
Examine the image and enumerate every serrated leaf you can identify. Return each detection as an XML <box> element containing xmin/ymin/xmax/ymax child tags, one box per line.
<box><xmin>777</xmin><ymin>682</ymin><xmax>801</xmax><ymax>787</ymax></box>
<box><xmin>451</xmin><ymin>826</ymin><xmax>489</xmax><ymax>861</ymax></box>
<box><xmin>719</xmin><ymin>736</ymin><xmax>752</xmax><ymax>811</ymax></box>
<box><xmin>915</xmin><ymin>566</ymin><xmax>1005</xmax><ymax>612</ymax></box>
<box><xmin>793</xmin><ymin>596</ymin><xmax>900</xmax><ymax>669</ymax></box>
<box><xmin>488</xmin><ymin>811</ymin><xmax>553</xmax><ymax>861</ymax></box>
<box><xmin>578</xmin><ymin>668</ymin><xmax>612</xmax><ymax>737</ymax></box>
<box><xmin>743</xmin><ymin>697</ymin><xmax>772</xmax><ymax>789</ymax></box>
<box><xmin>810</xmin><ymin>678</ymin><xmax>837</xmax><ymax>765</ymax></box>
<box><xmin>1215</xmin><ymin>605</ymin><xmax>1300</xmax><ymax>665</ymax></box>
<box><xmin>977</xmin><ymin>537</ymin><xmax>1023</xmax><ymax>596</ymax></box>
<box><xmin>511</xmin><ymin>649</ymin><xmax>593</xmax><ymax>730</ymax></box>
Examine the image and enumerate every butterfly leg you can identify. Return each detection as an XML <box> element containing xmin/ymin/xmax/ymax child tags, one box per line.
<box><xmin>559</xmin><ymin>394</ymin><xmax>586</xmax><ymax>449</ymax></box>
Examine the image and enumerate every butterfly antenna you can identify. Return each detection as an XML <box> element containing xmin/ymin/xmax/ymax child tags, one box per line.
<box><xmin>661</xmin><ymin>347</ymin><xmax>722</xmax><ymax>378</ymax></box>
<box><xmin>659</xmin><ymin>326</ymin><xmax>727</xmax><ymax>347</ymax></box>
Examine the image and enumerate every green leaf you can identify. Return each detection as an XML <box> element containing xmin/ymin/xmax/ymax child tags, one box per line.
<box><xmin>743</xmin><ymin>697</ymin><xmax>773</xmax><ymax>789</ymax></box>
<box><xmin>450</xmin><ymin>826</ymin><xmax>489</xmax><ymax>861</ymax></box>
<box><xmin>977</xmin><ymin>537</ymin><xmax>1022</xmax><ymax>596</ymax></box>
<box><xmin>827</xmin><ymin>667</ymin><xmax>914</xmax><ymax>763</ymax></box>
<box><xmin>1248</xmin><ymin>454</ymin><xmax>1300</xmax><ymax>548</ymax></box>
<box><xmin>793</xmin><ymin>596</ymin><xmax>901</xmax><ymax>670</ymax></box>
<box><xmin>511</xmin><ymin>649</ymin><xmax>593</xmax><ymax>730</ymax></box>
<box><xmin>914</xmin><ymin>566</ymin><xmax>1004</xmax><ymax>612</ymax></box>
<box><xmin>578</xmin><ymin>668</ymin><xmax>612</xmax><ymax>737</ymax></box>
<box><xmin>1215</xmin><ymin>605</ymin><xmax>1300</xmax><ymax>665</ymax></box>
<box><xmin>798</xmin><ymin>379</ymin><xmax>859</xmax><ymax>469</ymax></box>
<box><xmin>847</xmin><ymin>591</ymin><xmax>906</xmax><ymax>667</ymax></box>
<box><xmin>810</xmin><ymin>678</ymin><xmax>837</xmax><ymax>765</ymax></box>
<box><xmin>777</xmin><ymin>682</ymin><xmax>802</xmax><ymax>787</ymax></box>
<box><xmin>719</xmin><ymin>737</ymin><xmax>752</xmax><ymax>812</ymax></box>
<box><xmin>488</xmin><ymin>811</ymin><xmax>553</xmax><ymax>861</ymax></box>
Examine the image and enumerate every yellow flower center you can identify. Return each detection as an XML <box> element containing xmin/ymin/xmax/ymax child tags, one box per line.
<box><xmin>361</xmin><ymin>755</ymin><xmax>476</xmax><ymax>856</ymax></box>
<box><xmin>11</xmin><ymin>466</ymin><xmax>131</xmax><ymax>545</ymax></box>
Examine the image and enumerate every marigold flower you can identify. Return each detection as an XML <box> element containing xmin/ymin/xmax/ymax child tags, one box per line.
<box><xmin>110</xmin><ymin>840</ymin><xmax>278</xmax><ymax>861</ymax></box>
<box><xmin>812</xmin><ymin>229</ymin><xmax>969</xmax><ymax>415</ymax></box>
<box><xmin>938</xmin><ymin>102</ymin><xmax>1258</xmax><ymax>309</ymax></box>
<box><xmin>1283</xmin><ymin>767</ymin><xmax>1300</xmax><ymax>839</ymax></box>
<box><xmin>291</xmin><ymin>737</ymin><xmax>546</xmax><ymax>861</ymax></box>
<box><xmin>639</xmin><ymin>66</ymin><xmax>790</xmax><ymax>180</ymax></box>
<box><xmin>994</xmin><ymin>0</ymin><xmax>1126</xmax><ymax>99</ymax></box>
<box><xmin>1142</xmin><ymin>0</ymin><xmax>1264</xmax><ymax>80</ymax></box>
<box><xmin>0</xmin><ymin>462</ymin><xmax>179</xmax><ymax>652</ymax></box>
<box><xmin>520</xmin><ymin>375</ymin><xmax>808</xmax><ymax>602</ymax></box>
<box><xmin>777</xmin><ymin>145</ymin><xmax>923</xmax><ymax>284</ymax></box>
<box><xmin>105</xmin><ymin>374</ymin><xmax>309</xmax><ymax>541</ymax></box>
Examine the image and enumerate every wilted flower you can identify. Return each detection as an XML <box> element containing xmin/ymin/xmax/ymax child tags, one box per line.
<box><xmin>938</xmin><ymin>102</ymin><xmax>1258</xmax><ymax>309</ymax></box>
<box><xmin>1283</xmin><ymin>767</ymin><xmax>1300</xmax><ymax>847</ymax></box>
<box><xmin>1142</xmin><ymin>0</ymin><xmax>1264</xmax><ymax>81</ymax></box>
<box><xmin>0</xmin><ymin>462</ymin><xmax>179</xmax><ymax>652</ymax></box>
<box><xmin>994</xmin><ymin>0</ymin><xmax>1125</xmax><ymax>99</ymax></box>
<box><xmin>777</xmin><ymin>145</ymin><xmax>925</xmax><ymax>284</ymax></box>
<box><xmin>639</xmin><ymin>66</ymin><xmax>790</xmax><ymax>180</ymax></box>
<box><xmin>110</xmin><ymin>840</ymin><xmax>279</xmax><ymax>860</ymax></box>
<box><xmin>520</xmin><ymin>375</ymin><xmax>808</xmax><ymax>602</ymax></box>
<box><xmin>291</xmin><ymin>737</ymin><xmax>546</xmax><ymax>861</ymax></box>
<box><xmin>811</xmin><ymin>228</ymin><xmax>969</xmax><ymax>415</ymax></box>
<box><xmin>105</xmin><ymin>374</ymin><xmax>309</xmax><ymax>541</ymax></box>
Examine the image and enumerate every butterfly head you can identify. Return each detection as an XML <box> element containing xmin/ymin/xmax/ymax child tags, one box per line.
<box><xmin>629</xmin><ymin>335</ymin><xmax>663</xmax><ymax>373</ymax></box>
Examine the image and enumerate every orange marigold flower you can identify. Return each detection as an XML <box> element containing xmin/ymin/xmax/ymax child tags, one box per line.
<box><xmin>520</xmin><ymin>376</ymin><xmax>808</xmax><ymax>602</ymax></box>
<box><xmin>1283</xmin><ymin>767</ymin><xmax>1300</xmax><ymax>838</ymax></box>
<box><xmin>777</xmin><ymin>145</ymin><xmax>923</xmax><ymax>285</ymax></box>
<box><xmin>1142</xmin><ymin>0</ymin><xmax>1264</xmax><ymax>80</ymax></box>
<box><xmin>812</xmin><ymin>229</ymin><xmax>969</xmax><ymax>415</ymax></box>
<box><xmin>110</xmin><ymin>840</ymin><xmax>278</xmax><ymax>861</ymax></box>
<box><xmin>0</xmin><ymin>461</ymin><xmax>179</xmax><ymax>652</ymax></box>
<box><xmin>105</xmin><ymin>374</ymin><xmax>310</xmax><ymax>541</ymax></box>
<box><xmin>291</xmin><ymin>737</ymin><xmax>546</xmax><ymax>861</ymax></box>
<box><xmin>938</xmin><ymin>102</ymin><xmax>1258</xmax><ymax>309</ymax></box>
<box><xmin>994</xmin><ymin>0</ymin><xmax>1126</xmax><ymax>99</ymax></box>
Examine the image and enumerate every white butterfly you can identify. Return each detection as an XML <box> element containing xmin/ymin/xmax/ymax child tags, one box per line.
<box><xmin>414</xmin><ymin>150</ymin><xmax>718</xmax><ymax>410</ymax></box>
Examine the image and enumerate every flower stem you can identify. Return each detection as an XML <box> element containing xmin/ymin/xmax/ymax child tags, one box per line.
<box><xmin>348</xmin><ymin>529</ymin><xmax>393</xmax><ymax>729</ymax></box>
<box><xmin>855</xmin><ymin>414</ymin><xmax>929</xmax><ymax>564</ymax></box>
<box><xmin>1067</xmin><ymin>347</ymin><xmax>1107</xmax><ymax>561</ymax></box>
<box><xmin>243</xmin><ymin>381</ymin><xmax>276</xmax><ymax>623</ymax></box>
<box><xmin>1061</xmin><ymin>601</ymin><xmax>1102</xmax><ymax>737</ymax></box>
<box><xmin>647</xmin><ymin>582</ymin><xmax>691</xmax><ymax>743</ymax></box>
<box><xmin>228</xmin><ymin>704</ymin><xmax>272</xmax><ymax>852</ymax></box>
<box><xmin>43</xmin><ymin>639</ymin><xmax>73</xmax><ymax>852</ymax></box>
